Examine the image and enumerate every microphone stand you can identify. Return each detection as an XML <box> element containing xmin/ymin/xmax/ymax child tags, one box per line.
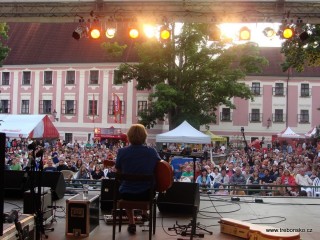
<box><xmin>241</xmin><ymin>127</ymin><xmax>254</xmax><ymax>166</ymax></box>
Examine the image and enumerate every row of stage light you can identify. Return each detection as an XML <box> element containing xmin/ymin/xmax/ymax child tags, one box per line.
<box><xmin>72</xmin><ymin>18</ymin><xmax>309</xmax><ymax>42</ymax></box>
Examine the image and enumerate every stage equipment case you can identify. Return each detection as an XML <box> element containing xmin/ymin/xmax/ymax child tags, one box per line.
<box><xmin>2</xmin><ymin>214</ymin><xmax>35</xmax><ymax>240</ymax></box>
<box><xmin>65</xmin><ymin>193</ymin><xmax>100</xmax><ymax>237</ymax></box>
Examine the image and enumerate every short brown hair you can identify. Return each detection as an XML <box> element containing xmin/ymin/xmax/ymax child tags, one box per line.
<box><xmin>127</xmin><ymin>124</ymin><xmax>147</xmax><ymax>145</ymax></box>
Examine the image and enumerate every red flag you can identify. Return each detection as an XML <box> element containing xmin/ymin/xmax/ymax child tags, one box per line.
<box><xmin>114</xmin><ymin>93</ymin><xmax>121</xmax><ymax>123</ymax></box>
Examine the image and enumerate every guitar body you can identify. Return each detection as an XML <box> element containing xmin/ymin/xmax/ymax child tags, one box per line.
<box><xmin>155</xmin><ymin>160</ymin><xmax>174</xmax><ymax>192</ymax></box>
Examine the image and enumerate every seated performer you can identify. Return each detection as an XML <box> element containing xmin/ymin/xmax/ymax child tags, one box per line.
<box><xmin>115</xmin><ymin>124</ymin><xmax>161</xmax><ymax>235</ymax></box>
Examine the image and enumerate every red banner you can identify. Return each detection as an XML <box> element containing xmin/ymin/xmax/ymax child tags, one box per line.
<box><xmin>114</xmin><ymin>93</ymin><xmax>121</xmax><ymax>123</ymax></box>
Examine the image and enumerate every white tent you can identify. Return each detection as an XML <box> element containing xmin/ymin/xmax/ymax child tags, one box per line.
<box><xmin>156</xmin><ymin>121</ymin><xmax>211</xmax><ymax>144</ymax></box>
<box><xmin>305</xmin><ymin>127</ymin><xmax>317</xmax><ymax>138</ymax></box>
<box><xmin>277</xmin><ymin>127</ymin><xmax>305</xmax><ymax>139</ymax></box>
<box><xmin>0</xmin><ymin>114</ymin><xmax>59</xmax><ymax>139</ymax></box>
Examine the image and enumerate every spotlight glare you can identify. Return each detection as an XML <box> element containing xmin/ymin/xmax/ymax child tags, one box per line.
<box><xmin>143</xmin><ymin>24</ymin><xmax>155</xmax><ymax>38</ymax></box>
<box><xmin>106</xmin><ymin>28</ymin><xmax>116</xmax><ymax>39</ymax></box>
<box><xmin>129</xmin><ymin>28</ymin><xmax>139</xmax><ymax>39</ymax></box>
<box><xmin>90</xmin><ymin>28</ymin><xmax>101</xmax><ymax>39</ymax></box>
<box><xmin>239</xmin><ymin>26</ymin><xmax>251</xmax><ymax>41</ymax></box>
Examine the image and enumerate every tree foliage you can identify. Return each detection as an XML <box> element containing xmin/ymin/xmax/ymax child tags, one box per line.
<box><xmin>107</xmin><ymin>23</ymin><xmax>268</xmax><ymax>130</ymax></box>
<box><xmin>281</xmin><ymin>24</ymin><xmax>320</xmax><ymax>72</ymax></box>
<box><xmin>0</xmin><ymin>23</ymin><xmax>10</xmax><ymax>66</ymax></box>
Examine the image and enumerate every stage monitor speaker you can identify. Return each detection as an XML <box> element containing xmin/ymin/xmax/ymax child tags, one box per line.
<box><xmin>157</xmin><ymin>182</ymin><xmax>200</xmax><ymax>215</ymax></box>
<box><xmin>4</xmin><ymin>170</ymin><xmax>29</xmax><ymax>198</ymax></box>
<box><xmin>32</xmin><ymin>171</ymin><xmax>66</xmax><ymax>200</ymax></box>
<box><xmin>100</xmin><ymin>179</ymin><xmax>116</xmax><ymax>212</ymax></box>
<box><xmin>0</xmin><ymin>133</ymin><xmax>5</xmax><ymax>236</ymax></box>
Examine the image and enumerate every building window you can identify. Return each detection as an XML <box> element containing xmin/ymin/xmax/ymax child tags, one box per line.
<box><xmin>1</xmin><ymin>72</ymin><xmax>10</xmax><ymax>85</ymax></box>
<box><xmin>88</xmin><ymin>100</ymin><xmax>98</xmax><ymax>115</ymax></box>
<box><xmin>44</xmin><ymin>71</ymin><xmax>53</xmax><ymax>85</ymax></box>
<box><xmin>108</xmin><ymin>100</ymin><xmax>125</xmax><ymax>115</ymax></box>
<box><xmin>299</xmin><ymin>110</ymin><xmax>309</xmax><ymax>123</ymax></box>
<box><xmin>113</xmin><ymin>70</ymin><xmax>123</xmax><ymax>85</ymax></box>
<box><xmin>65</xmin><ymin>133</ymin><xmax>73</xmax><ymax>144</ymax></box>
<box><xmin>301</xmin><ymin>83</ymin><xmax>310</xmax><ymax>97</ymax></box>
<box><xmin>273</xmin><ymin>83</ymin><xmax>284</xmax><ymax>96</ymax></box>
<box><xmin>251</xmin><ymin>82</ymin><xmax>261</xmax><ymax>95</ymax></box>
<box><xmin>0</xmin><ymin>100</ymin><xmax>10</xmax><ymax>113</ymax></box>
<box><xmin>66</xmin><ymin>71</ymin><xmax>75</xmax><ymax>85</ymax></box>
<box><xmin>62</xmin><ymin>100</ymin><xmax>76</xmax><ymax>115</ymax></box>
<box><xmin>250</xmin><ymin>109</ymin><xmax>261</xmax><ymax>122</ymax></box>
<box><xmin>39</xmin><ymin>100</ymin><xmax>52</xmax><ymax>114</ymax></box>
<box><xmin>89</xmin><ymin>70</ymin><xmax>99</xmax><ymax>85</ymax></box>
<box><xmin>21</xmin><ymin>100</ymin><xmax>30</xmax><ymax>114</ymax></box>
<box><xmin>22</xmin><ymin>71</ymin><xmax>31</xmax><ymax>85</ymax></box>
<box><xmin>274</xmin><ymin>109</ymin><xmax>284</xmax><ymax>122</ymax></box>
<box><xmin>220</xmin><ymin>108</ymin><xmax>232</xmax><ymax>121</ymax></box>
<box><xmin>137</xmin><ymin>100</ymin><xmax>148</xmax><ymax>115</ymax></box>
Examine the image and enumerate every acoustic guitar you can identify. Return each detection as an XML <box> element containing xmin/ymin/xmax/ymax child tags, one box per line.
<box><xmin>155</xmin><ymin>160</ymin><xmax>174</xmax><ymax>192</ymax></box>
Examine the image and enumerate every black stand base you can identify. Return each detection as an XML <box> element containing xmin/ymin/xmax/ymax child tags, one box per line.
<box><xmin>168</xmin><ymin>220</ymin><xmax>213</xmax><ymax>239</ymax></box>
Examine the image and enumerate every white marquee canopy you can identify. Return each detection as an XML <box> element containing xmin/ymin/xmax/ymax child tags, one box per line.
<box><xmin>156</xmin><ymin>121</ymin><xmax>211</xmax><ymax>144</ymax></box>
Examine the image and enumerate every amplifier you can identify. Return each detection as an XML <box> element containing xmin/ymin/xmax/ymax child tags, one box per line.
<box><xmin>66</xmin><ymin>194</ymin><xmax>100</xmax><ymax>237</ymax></box>
<box><xmin>23</xmin><ymin>187</ymin><xmax>53</xmax><ymax>221</ymax></box>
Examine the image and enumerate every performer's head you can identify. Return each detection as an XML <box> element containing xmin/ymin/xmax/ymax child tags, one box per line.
<box><xmin>127</xmin><ymin>124</ymin><xmax>147</xmax><ymax>145</ymax></box>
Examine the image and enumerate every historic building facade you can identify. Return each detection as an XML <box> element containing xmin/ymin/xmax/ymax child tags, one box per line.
<box><xmin>1</xmin><ymin>23</ymin><xmax>320</xmax><ymax>145</ymax></box>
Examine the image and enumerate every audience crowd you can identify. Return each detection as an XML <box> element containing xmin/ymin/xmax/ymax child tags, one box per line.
<box><xmin>4</xmin><ymin>137</ymin><xmax>320</xmax><ymax>197</ymax></box>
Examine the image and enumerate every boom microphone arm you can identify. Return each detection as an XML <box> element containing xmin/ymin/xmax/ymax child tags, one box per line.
<box><xmin>241</xmin><ymin>127</ymin><xmax>254</xmax><ymax>166</ymax></box>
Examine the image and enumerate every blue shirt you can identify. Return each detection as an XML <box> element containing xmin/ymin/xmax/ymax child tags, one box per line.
<box><xmin>115</xmin><ymin>145</ymin><xmax>161</xmax><ymax>194</ymax></box>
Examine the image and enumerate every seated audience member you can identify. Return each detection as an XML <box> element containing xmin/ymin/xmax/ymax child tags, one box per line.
<box><xmin>106</xmin><ymin>165</ymin><xmax>116</xmax><ymax>179</ymax></box>
<box><xmin>91</xmin><ymin>164</ymin><xmax>105</xmax><ymax>180</ymax></box>
<box><xmin>74</xmin><ymin>165</ymin><xmax>92</xmax><ymax>185</ymax></box>
<box><xmin>295</xmin><ymin>168</ymin><xmax>313</xmax><ymax>196</ymax></box>
<box><xmin>43</xmin><ymin>159</ymin><xmax>57</xmax><ymax>172</ymax></box>
<box><xmin>247</xmin><ymin>169</ymin><xmax>262</xmax><ymax>195</ymax></box>
<box><xmin>10</xmin><ymin>157</ymin><xmax>22</xmax><ymax>171</ymax></box>
<box><xmin>56</xmin><ymin>159</ymin><xmax>68</xmax><ymax>171</ymax></box>
<box><xmin>196</xmin><ymin>168</ymin><xmax>211</xmax><ymax>194</ymax></box>
<box><xmin>230</xmin><ymin>167</ymin><xmax>246</xmax><ymax>195</ymax></box>
<box><xmin>66</xmin><ymin>160</ymin><xmax>78</xmax><ymax>172</ymax></box>
<box><xmin>260</xmin><ymin>168</ymin><xmax>276</xmax><ymax>195</ymax></box>
<box><xmin>215</xmin><ymin>185</ymin><xmax>228</xmax><ymax>195</ymax></box>
<box><xmin>280</xmin><ymin>169</ymin><xmax>297</xmax><ymax>196</ymax></box>
<box><xmin>213</xmin><ymin>167</ymin><xmax>229</xmax><ymax>191</ymax></box>
<box><xmin>180</xmin><ymin>165</ymin><xmax>194</xmax><ymax>182</ymax></box>
<box><xmin>209</xmin><ymin>167</ymin><xmax>221</xmax><ymax>186</ymax></box>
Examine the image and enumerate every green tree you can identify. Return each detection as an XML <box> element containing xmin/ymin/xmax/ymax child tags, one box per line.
<box><xmin>111</xmin><ymin>23</ymin><xmax>268</xmax><ymax>130</ymax></box>
<box><xmin>281</xmin><ymin>24</ymin><xmax>320</xmax><ymax>72</ymax></box>
<box><xmin>0</xmin><ymin>23</ymin><xmax>10</xmax><ymax>66</ymax></box>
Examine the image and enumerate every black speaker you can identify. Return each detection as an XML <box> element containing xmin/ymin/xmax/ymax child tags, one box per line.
<box><xmin>100</xmin><ymin>179</ymin><xmax>116</xmax><ymax>212</ymax></box>
<box><xmin>4</xmin><ymin>170</ymin><xmax>29</xmax><ymax>197</ymax></box>
<box><xmin>31</xmin><ymin>171</ymin><xmax>66</xmax><ymax>200</ymax></box>
<box><xmin>157</xmin><ymin>182</ymin><xmax>200</xmax><ymax>215</ymax></box>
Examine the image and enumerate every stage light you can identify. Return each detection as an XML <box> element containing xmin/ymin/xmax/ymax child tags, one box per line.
<box><xmin>299</xmin><ymin>31</ymin><xmax>309</xmax><ymax>42</ymax></box>
<box><xmin>282</xmin><ymin>27</ymin><xmax>294</xmax><ymax>39</ymax></box>
<box><xmin>105</xmin><ymin>28</ymin><xmax>116</xmax><ymax>39</ymax></box>
<box><xmin>239</xmin><ymin>26</ymin><xmax>251</xmax><ymax>41</ymax></box>
<box><xmin>160</xmin><ymin>27</ymin><xmax>171</xmax><ymax>41</ymax></box>
<box><xmin>129</xmin><ymin>28</ymin><xmax>139</xmax><ymax>39</ymax></box>
<box><xmin>72</xmin><ymin>25</ymin><xmax>88</xmax><ymax>40</ymax></box>
<box><xmin>262</xmin><ymin>27</ymin><xmax>276</xmax><ymax>38</ymax></box>
<box><xmin>90</xmin><ymin>28</ymin><xmax>101</xmax><ymax>39</ymax></box>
